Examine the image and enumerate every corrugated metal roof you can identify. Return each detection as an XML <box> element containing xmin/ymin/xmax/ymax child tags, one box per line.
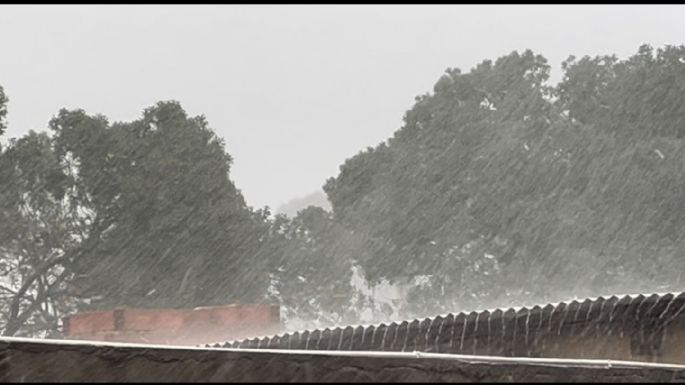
<box><xmin>206</xmin><ymin>291</ymin><xmax>685</xmax><ymax>353</ymax></box>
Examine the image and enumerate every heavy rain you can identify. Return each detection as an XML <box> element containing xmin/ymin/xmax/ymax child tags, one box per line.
<box><xmin>2</xmin><ymin>4</ymin><xmax>685</xmax><ymax>383</ymax></box>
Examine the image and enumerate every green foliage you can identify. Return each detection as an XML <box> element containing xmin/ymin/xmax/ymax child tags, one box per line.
<box><xmin>0</xmin><ymin>131</ymin><xmax>81</xmax><ymax>337</ymax></box>
<box><xmin>325</xmin><ymin>50</ymin><xmax>553</xmax><ymax>284</ymax></box>
<box><xmin>0</xmin><ymin>98</ymin><xmax>278</xmax><ymax>337</ymax></box>
<box><xmin>321</xmin><ymin>45</ymin><xmax>685</xmax><ymax>315</ymax></box>
<box><xmin>3</xmin><ymin>44</ymin><xmax>685</xmax><ymax>333</ymax></box>
<box><xmin>0</xmin><ymin>86</ymin><xmax>8</xmax><ymax>137</ymax></box>
<box><xmin>556</xmin><ymin>44</ymin><xmax>685</xmax><ymax>138</ymax></box>
<box><xmin>46</xmin><ymin>101</ymin><xmax>270</xmax><ymax>309</ymax></box>
<box><xmin>262</xmin><ymin>206</ymin><xmax>368</xmax><ymax>327</ymax></box>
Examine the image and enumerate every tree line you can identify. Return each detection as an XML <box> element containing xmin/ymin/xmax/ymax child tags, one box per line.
<box><xmin>1</xmin><ymin>44</ymin><xmax>685</xmax><ymax>337</ymax></box>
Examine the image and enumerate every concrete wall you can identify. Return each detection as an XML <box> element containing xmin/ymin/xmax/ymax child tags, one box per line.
<box><xmin>2</xmin><ymin>337</ymin><xmax>685</xmax><ymax>382</ymax></box>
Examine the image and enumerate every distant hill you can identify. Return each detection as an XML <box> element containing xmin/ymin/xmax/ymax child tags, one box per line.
<box><xmin>276</xmin><ymin>190</ymin><xmax>332</xmax><ymax>217</ymax></box>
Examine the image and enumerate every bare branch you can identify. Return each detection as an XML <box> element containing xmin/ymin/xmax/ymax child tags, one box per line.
<box><xmin>2</xmin><ymin>271</ymin><xmax>68</xmax><ymax>336</ymax></box>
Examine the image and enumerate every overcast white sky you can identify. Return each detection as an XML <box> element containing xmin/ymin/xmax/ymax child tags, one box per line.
<box><xmin>1</xmin><ymin>5</ymin><xmax>684</xmax><ymax>210</ymax></box>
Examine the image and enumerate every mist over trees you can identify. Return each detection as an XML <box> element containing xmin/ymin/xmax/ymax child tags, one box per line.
<box><xmin>276</xmin><ymin>190</ymin><xmax>331</xmax><ymax>218</ymax></box>
<box><xmin>1</xmin><ymin>44</ymin><xmax>685</xmax><ymax>336</ymax></box>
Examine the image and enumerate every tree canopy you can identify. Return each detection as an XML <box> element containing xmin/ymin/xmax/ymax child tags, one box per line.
<box><xmin>0</xmin><ymin>101</ymin><xmax>278</xmax><ymax>335</ymax></box>
<box><xmin>0</xmin><ymin>85</ymin><xmax>7</xmax><ymax>138</ymax></box>
<box><xmin>321</xmin><ymin>45</ymin><xmax>685</xmax><ymax>316</ymax></box>
<box><xmin>2</xmin><ymin>44</ymin><xmax>685</xmax><ymax>335</ymax></box>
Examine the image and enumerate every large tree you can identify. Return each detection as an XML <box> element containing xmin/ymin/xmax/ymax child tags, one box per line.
<box><xmin>0</xmin><ymin>99</ymin><xmax>278</xmax><ymax>336</ymax></box>
<box><xmin>48</xmin><ymin>101</ymin><xmax>271</xmax><ymax>309</ymax></box>
<box><xmin>321</xmin><ymin>45</ymin><xmax>685</xmax><ymax>316</ymax></box>
<box><xmin>0</xmin><ymin>131</ymin><xmax>83</xmax><ymax>337</ymax></box>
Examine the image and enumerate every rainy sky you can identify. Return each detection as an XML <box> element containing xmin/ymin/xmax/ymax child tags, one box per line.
<box><xmin>1</xmin><ymin>4</ymin><xmax>685</xmax><ymax>210</ymax></box>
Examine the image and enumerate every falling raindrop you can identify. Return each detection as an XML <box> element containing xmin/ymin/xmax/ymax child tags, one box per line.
<box><xmin>424</xmin><ymin>318</ymin><xmax>434</xmax><ymax>351</ymax></box>
<box><xmin>434</xmin><ymin>317</ymin><xmax>445</xmax><ymax>352</ymax></box>
<box><xmin>472</xmin><ymin>312</ymin><xmax>480</xmax><ymax>355</ymax></box>
<box><xmin>380</xmin><ymin>324</ymin><xmax>390</xmax><ymax>350</ymax></box>
<box><xmin>524</xmin><ymin>310</ymin><xmax>531</xmax><ymax>353</ymax></box>
<box><xmin>459</xmin><ymin>316</ymin><xmax>468</xmax><ymax>353</ymax></box>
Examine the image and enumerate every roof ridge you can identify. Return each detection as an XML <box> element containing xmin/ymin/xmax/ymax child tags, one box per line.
<box><xmin>285</xmin><ymin>291</ymin><xmax>682</xmax><ymax>334</ymax></box>
<box><xmin>206</xmin><ymin>290</ymin><xmax>685</xmax><ymax>348</ymax></box>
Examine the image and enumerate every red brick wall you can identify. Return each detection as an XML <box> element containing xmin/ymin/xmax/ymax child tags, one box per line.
<box><xmin>63</xmin><ymin>304</ymin><xmax>280</xmax><ymax>346</ymax></box>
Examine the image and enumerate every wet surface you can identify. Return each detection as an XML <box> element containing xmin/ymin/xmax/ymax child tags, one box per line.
<box><xmin>212</xmin><ymin>292</ymin><xmax>685</xmax><ymax>364</ymax></box>
<box><xmin>2</xmin><ymin>337</ymin><xmax>685</xmax><ymax>382</ymax></box>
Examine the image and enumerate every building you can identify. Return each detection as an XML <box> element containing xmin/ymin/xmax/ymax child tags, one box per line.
<box><xmin>5</xmin><ymin>292</ymin><xmax>685</xmax><ymax>381</ymax></box>
<box><xmin>62</xmin><ymin>303</ymin><xmax>280</xmax><ymax>346</ymax></box>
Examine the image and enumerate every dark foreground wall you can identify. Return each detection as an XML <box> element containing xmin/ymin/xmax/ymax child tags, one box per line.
<box><xmin>2</xmin><ymin>338</ymin><xmax>685</xmax><ymax>382</ymax></box>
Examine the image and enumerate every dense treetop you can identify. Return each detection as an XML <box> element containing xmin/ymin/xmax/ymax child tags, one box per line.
<box><xmin>322</xmin><ymin>45</ymin><xmax>685</xmax><ymax>314</ymax></box>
